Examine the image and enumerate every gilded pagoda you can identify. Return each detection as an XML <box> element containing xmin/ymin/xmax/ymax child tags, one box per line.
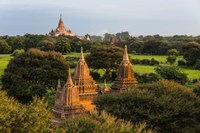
<box><xmin>49</xmin><ymin>14</ymin><xmax>75</xmax><ymax>37</ymax></box>
<box><xmin>111</xmin><ymin>45</ymin><xmax>137</xmax><ymax>91</ymax></box>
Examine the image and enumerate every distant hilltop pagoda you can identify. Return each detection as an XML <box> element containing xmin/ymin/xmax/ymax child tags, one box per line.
<box><xmin>111</xmin><ymin>45</ymin><xmax>137</xmax><ymax>91</ymax></box>
<box><xmin>52</xmin><ymin>68</ymin><xmax>88</xmax><ymax>121</ymax></box>
<box><xmin>49</xmin><ymin>14</ymin><xmax>76</xmax><ymax>37</ymax></box>
<box><xmin>73</xmin><ymin>47</ymin><xmax>99</xmax><ymax>111</ymax></box>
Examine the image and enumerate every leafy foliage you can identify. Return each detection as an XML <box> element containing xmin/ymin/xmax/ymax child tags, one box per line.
<box><xmin>55</xmin><ymin>38</ymin><xmax>71</xmax><ymax>54</ymax></box>
<box><xmin>37</xmin><ymin>39</ymin><xmax>55</xmax><ymax>51</ymax></box>
<box><xmin>155</xmin><ymin>66</ymin><xmax>188</xmax><ymax>84</ymax></box>
<box><xmin>0</xmin><ymin>40</ymin><xmax>12</xmax><ymax>54</ymax></box>
<box><xmin>2</xmin><ymin>48</ymin><xmax>68</xmax><ymax>102</ymax></box>
<box><xmin>94</xmin><ymin>80</ymin><xmax>200</xmax><ymax>133</ymax></box>
<box><xmin>59</xmin><ymin>111</ymin><xmax>154</xmax><ymax>133</ymax></box>
<box><xmin>183</xmin><ymin>41</ymin><xmax>200</xmax><ymax>66</ymax></box>
<box><xmin>87</xmin><ymin>46</ymin><xmax>124</xmax><ymax>80</ymax></box>
<box><xmin>0</xmin><ymin>90</ymin><xmax>52</xmax><ymax>132</ymax></box>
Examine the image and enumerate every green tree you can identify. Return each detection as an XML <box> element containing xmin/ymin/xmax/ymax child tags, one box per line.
<box><xmin>2</xmin><ymin>48</ymin><xmax>68</xmax><ymax>103</ymax></box>
<box><xmin>166</xmin><ymin>49</ymin><xmax>179</xmax><ymax>64</ymax></box>
<box><xmin>55</xmin><ymin>39</ymin><xmax>71</xmax><ymax>54</ymax></box>
<box><xmin>37</xmin><ymin>39</ymin><xmax>55</xmax><ymax>51</ymax></box>
<box><xmin>0</xmin><ymin>40</ymin><xmax>12</xmax><ymax>54</ymax></box>
<box><xmin>94</xmin><ymin>80</ymin><xmax>200</xmax><ymax>133</ymax></box>
<box><xmin>155</xmin><ymin>66</ymin><xmax>188</xmax><ymax>84</ymax></box>
<box><xmin>59</xmin><ymin>111</ymin><xmax>154</xmax><ymax>133</ymax></box>
<box><xmin>183</xmin><ymin>41</ymin><xmax>200</xmax><ymax>66</ymax></box>
<box><xmin>0</xmin><ymin>90</ymin><xmax>53</xmax><ymax>132</ymax></box>
<box><xmin>6</xmin><ymin>36</ymin><xmax>25</xmax><ymax>51</ymax></box>
<box><xmin>11</xmin><ymin>49</ymin><xmax>25</xmax><ymax>57</ymax></box>
<box><xmin>87</xmin><ymin>46</ymin><xmax>124</xmax><ymax>80</ymax></box>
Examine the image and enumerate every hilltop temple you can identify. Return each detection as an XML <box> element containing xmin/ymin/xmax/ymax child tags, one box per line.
<box><xmin>49</xmin><ymin>14</ymin><xmax>76</xmax><ymax>37</ymax></box>
<box><xmin>111</xmin><ymin>45</ymin><xmax>138</xmax><ymax>91</ymax></box>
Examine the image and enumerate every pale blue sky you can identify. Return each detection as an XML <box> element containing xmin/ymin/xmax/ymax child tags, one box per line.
<box><xmin>0</xmin><ymin>0</ymin><xmax>200</xmax><ymax>36</ymax></box>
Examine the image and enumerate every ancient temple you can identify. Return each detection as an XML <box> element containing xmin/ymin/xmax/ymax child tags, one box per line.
<box><xmin>73</xmin><ymin>47</ymin><xmax>99</xmax><ymax>111</ymax></box>
<box><xmin>52</xmin><ymin>68</ymin><xmax>88</xmax><ymax>120</ymax></box>
<box><xmin>111</xmin><ymin>45</ymin><xmax>137</xmax><ymax>91</ymax></box>
<box><xmin>49</xmin><ymin>14</ymin><xmax>76</xmax><ymax>37</ymax></box>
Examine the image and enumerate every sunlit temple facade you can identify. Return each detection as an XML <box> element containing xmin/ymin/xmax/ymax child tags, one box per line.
<box><xmin>53</xmin><ymin>46</ymin><xmax>137</xmax><ymax>120</ymax></box>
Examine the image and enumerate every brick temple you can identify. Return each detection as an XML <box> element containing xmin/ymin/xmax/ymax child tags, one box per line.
<box><xmin>53</xmin><ymin>46</ymin><xmax>137</xmax><ymax>120</ymax></box>
<box><xmin>52</xmin><ymin>68</ymin><xmax>88</xmax><ymax>120</ymax></box>
<box><xmin>111</xmin><ymin>45</ymin><xmax>138</xmax><ymax>91</ymax></box>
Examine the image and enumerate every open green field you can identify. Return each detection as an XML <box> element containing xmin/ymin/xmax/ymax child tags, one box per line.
<box><xmin>0</xmin><ymin>53</ymin><xmax>200</xmax><ymax>82</ymax></box>
<box><xmin>0</xmin><ymin>55</ymin><xmax>12</xmax><ymax>77</ymax></box>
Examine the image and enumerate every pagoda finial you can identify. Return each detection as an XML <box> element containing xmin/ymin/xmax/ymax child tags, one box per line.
<box><xmin>123</xmin><ymin>45</ymin><xmax>129</xmax><ymax>61</ymax></box>
<box><xmin>80</xmin><ymin>47</ymin><xmax>85</xmax><ymax>61</ymax></box>
<box><xmin>57</xmin><ymin>79</ymin><xmax>61</xmax><ymax>88</ymax></box>
<box><xmin>102</xmin><ymin>79</ymin><xmax>108</xmax><ymax>93</ymax></box>
<box><xmin>66</xmin><ymin>68</ymin><xmax>73</xmax><ymax>86</ymax></box>
<box><xmin>58</xmin><ymin>14</ymin><xmax>64</xmax><ymax>29</ymax></box>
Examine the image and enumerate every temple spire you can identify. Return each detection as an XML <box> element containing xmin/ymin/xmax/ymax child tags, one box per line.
<box><xmin>57</xmin><ymin>79</ymin><xmax>61</xmax><ymax>88</ymax></box>
<box><xmin>102</xmin><ymin>79</ymin><xmax>108</xmax><ymax>93</ymax></box>
<box><xmin>66</xmin><ymin>68</ymin><xmax>73</xmax><ymax>86</ymax></box>
<box><xmin>80</xmin><ymin>47</ymin><xmax>85</xmax><ymax>61</ymax></box>
<box><xmin>123</xmin><ymin>45</ymin><xmax>129</xmax><ymax>62</ymax></box>
<box><xmin>58</xmin><ymin>13</ymin><xmax>64</xmax><ymax>29</ymax></box>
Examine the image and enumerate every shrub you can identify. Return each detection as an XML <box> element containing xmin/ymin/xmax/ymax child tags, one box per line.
<box><xmin>192</xmin><ymin>81</ymin><xmax>200</xmax><ymax>96</ymax></box>
<box><xmin>155</xmin><ymin>66</ymin><xmax>188</xmax><ymax>84</ymax></box>
<box><xmin>94</xmin><ymin>80</ymin><xmax>200</xmax><ymax>133</ymax></box>
<box><xmin>90</xmin><ymin>71</ymin><xmax>101</xmax><ymax>81</ymax></box>
<box><xmin>178</xmin><ymin>60</ymin><xmax>186</xmax><ymax>66</ymax></box>
<box><xmin>131</xmin><ymin>59</ymin><xmax>141</xmax><ymax>64</ymax></box>
<box><xmin>136</xmin><ymin>73</ymin><xmax>160</xmax><ymax>83</ymax></box>
<box><xmin>194</xmin><ymin>59</ymin><xmax>200</xmax><ymax>70</ymax></box>
<box><xmin>150</xmin><ymin>58</ymin><xmax>159</xmax><ymax>65</ymax></box>
<box><xmin>141</xmin><ymin>59</ymin><xmax>150</xmax><ymax>65</ymax></box>
<box><xmin>11</xmin><ymin>49</ymin><xmax>25</xmax><ymax>57</ymax></box>
<box><xmin>0</xmin><ymin>90</ymin><xmax>52</xmax><ymax>132</ymax></box>
<box><xmin>59</xmin><ymin>111</ymin><xmax>155</xmax><ymax>133</ymax></box>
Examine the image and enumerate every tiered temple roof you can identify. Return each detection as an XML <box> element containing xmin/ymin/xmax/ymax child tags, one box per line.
<box><xmin>52</xmin><ymin>68</ymin><xmax>88</xmax><ymax>120</ymax></box>
<box><xmin>49</xmin><ymin>14</ymin><xmax>75</xmax><ymax>37</ymax></box>
<box><xmin>111</xmin><ymin>45</ymin><xmax>137</xmax><ymax>91</ymax></box>
<box><xmin>73</xmin><ymin>47</ymin><xmax>99</xmax><ymax>111</ymax></box>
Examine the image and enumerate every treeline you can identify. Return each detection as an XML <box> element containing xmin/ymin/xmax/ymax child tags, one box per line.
<box><xmin>0</xmin><ymin>34</ymin><xmax>97</xmax><ymax>54</ymax></box>
<box><xmin>0</xmin><ymin>33</ymin><xmax>200</xmax><ymax>55</ymax></box>
<box><xmin>0</xmin><ymin>33</ymin><xmax>200</xmax><ymax>69</ymax></box>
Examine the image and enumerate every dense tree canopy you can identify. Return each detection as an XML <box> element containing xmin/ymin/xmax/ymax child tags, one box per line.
<box><xmin>94</xmin><ymin>80</ymin><xmax>200</xmax><ymax>133</ymax></box>
<box><xmin>183</xmin><ymin>41</ymin><xmax>200</xmax><ymax>66</ymax></box>
<box><xmin>2</xmin><ymin>48</ymin><xmax>68</xmax><ymax>102</ymax></box>
<box><xmin>87</xmin><ymin>46</ymin><xmax>124</xmax><ymax>80</ymax></box>
<box><xmin>155</xmin><ymin>66</ymin><xmax>188</xmax><ymax>84</ymax></box>
<box><xmin>0</xmin><ymin>90</ymin><xmax>52</xmax><ymax>132</ymax></box>
<box><xmin>37</xmin><ymin>39</ymin><xmax>55</xmax><ymax>51</ymax></box>
<box><xmin>0</xmin><ymin>40</ymin><xmax>12</xmax><ymax>54</ymax></box>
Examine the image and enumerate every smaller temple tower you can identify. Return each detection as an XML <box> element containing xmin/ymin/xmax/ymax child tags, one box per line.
<box><xmin>101</xmin><ymin>80</ymin><xmax>109</xmax><ymax>94</ymax></box>
<box><xmin>111</xmin><ymin>45</ymin><xmax>137</xmax><ymax>91</ymax></box>
<box><xmin>52</xmin><ymin>68</ymin><xmax>88</xmax><ymax>121</ymax></box>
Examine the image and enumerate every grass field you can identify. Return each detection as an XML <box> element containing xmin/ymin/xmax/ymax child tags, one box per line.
<box><xmin>0</xmin><ymin>55</ymin><xmax>12</xmax><ymax>77</ymax></box>
<box><xmin>0</xmin><ymin>53</ymin><xmax>200</xmax><ymax>82</ymax></box>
